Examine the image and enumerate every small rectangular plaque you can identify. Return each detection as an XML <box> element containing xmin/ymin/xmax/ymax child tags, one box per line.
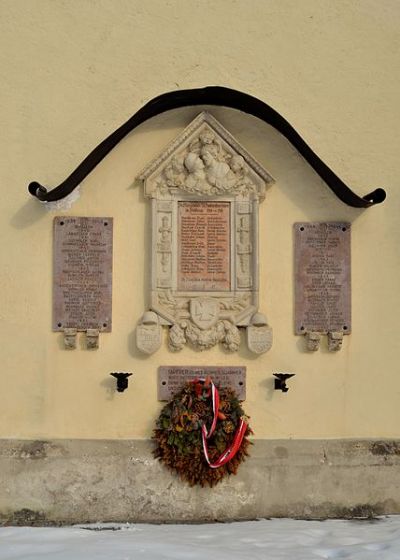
<box><xmin>158</xmin><ymin>366</ymin><xmax>246</xmax><ymax>400</ymax></box>
<box><xmin>294</xmin><ymin>222</ymin><xmax>351</xmax><ymax>334</ymax></box>
<box><xmin>178</xmin><ymin>201</ymin><xmax>231</xmax><ymax>292</ymax></box>
<box><xmin>53</xmin><ymin>216</ymin><xmax>113</xmax><ymax>331</ymax></box>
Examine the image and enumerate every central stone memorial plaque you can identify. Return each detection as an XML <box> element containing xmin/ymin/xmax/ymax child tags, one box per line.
<box><xmin>178</xmin><ymin>201</ymin><xmax>230</xmax><ymax>292</ymax></box>
<box><xmin>158</xmin><ymin>366</ymin><xmax>246</xmax><ymax>400</ymax></box>
<box><xmin>137</xmin><ymin>111</ymin><xmax>275</xmax><ymax>353</ymax></box>
<box><xmin>53</xmin><ymin>216</ymin><xmax>113</xmax><ymax>332</ymax></box>
<box><xmin>294</xmin><ymin>222</ymin><xmax>351</xmax><ymax>335</ymax></box>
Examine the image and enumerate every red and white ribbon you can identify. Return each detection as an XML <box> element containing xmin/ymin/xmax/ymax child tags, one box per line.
<box><xmin>202</xmin><ymin>417</ymin><xmax>248</xmax><ymax>469</ymax></box>
<box><xmin>191</xmin><ymin>377</ymin><xmax>248</xmax><ymax>469</ymax></box>
<box><xmin>200</xmin><ymin>380</ymin><xmax>220</xmax><ymax>439</ymax></box>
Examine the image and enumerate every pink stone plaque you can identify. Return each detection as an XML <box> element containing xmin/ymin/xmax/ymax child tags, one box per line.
<box><xmin>294</xmin><ymin>222</ymin><xmax>351</xmax><ymax>334</ymax></box>
<box><xmin>158</xmin><ymin>366</ymin><xmax>246</xmax><ymax>400</ymax></box>
<box><xmin>53</xmin><ymin>217</ymin><xmax>113</xmax><ymax>331</ymax></box>
<box><xmin>178</xmin><ymin>201</ymin><xmax>231</xmax><ymax>291</ymax></box>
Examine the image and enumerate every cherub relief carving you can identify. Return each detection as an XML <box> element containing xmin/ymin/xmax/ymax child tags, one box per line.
<box><xmin>156</xmin><ymin>124</ymin><xmax>264</xmax><ymax>198</ymax></box>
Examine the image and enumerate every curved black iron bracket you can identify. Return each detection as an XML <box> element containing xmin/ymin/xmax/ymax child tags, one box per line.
<box><xmin>28</xmin><ymin>86</ymin><xmax>386</xmax><ymax>208</ymax></box>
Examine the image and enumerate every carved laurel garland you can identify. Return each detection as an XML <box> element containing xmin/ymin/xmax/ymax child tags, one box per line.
<box><xmin>168</xmin><ymin>320</ymin><xmax>241</xmax><ymax>352</ymax></box>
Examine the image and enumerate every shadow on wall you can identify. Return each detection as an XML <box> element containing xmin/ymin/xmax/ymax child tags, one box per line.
<box><xmin>10</xmin><ymin>198</ymin><xmax>48</xmax><ymax>230</ymax></box>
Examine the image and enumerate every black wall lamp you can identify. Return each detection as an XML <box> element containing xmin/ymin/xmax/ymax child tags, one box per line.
<box><xmin>110</xmin><ymin>372</ymin><xmax>133</xmax><ymax>393</ymax></box>
<box><xmin>274</xmin><ymin>373</ymin><xmax>295</xmax><ymax>393</ymax></box>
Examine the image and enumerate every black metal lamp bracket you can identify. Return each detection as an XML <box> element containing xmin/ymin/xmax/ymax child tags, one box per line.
<box><xmin>274</xmin><ymin>373</ymin><xmax>295</xmax><ymax>393</ymax></box>
<box><xmin>110</xmin><ymin>372</ymin><xmax>132</xmax><ymax>393</ymax></box>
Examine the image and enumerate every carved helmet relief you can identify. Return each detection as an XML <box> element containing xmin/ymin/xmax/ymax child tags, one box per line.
<box><xmin>137</xmin><ymin>112</ymin><xmax>274</xmax><ymax>353</ymax></box>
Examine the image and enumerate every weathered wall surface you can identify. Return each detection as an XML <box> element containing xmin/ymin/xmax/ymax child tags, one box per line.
<box><xmin>0</xmin><ymin>0</ymin><xmax>399</xmax><ymax>521</ymax></box>
<box><xmin>1</xmin><ymin>439</ymin><xmax>400</xmax><ymax>524</ymax></box>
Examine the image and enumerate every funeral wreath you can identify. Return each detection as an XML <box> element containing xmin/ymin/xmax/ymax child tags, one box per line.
<box><xmin>153</xmin><ymin>377</ymin><xmax>252</xmax><ymax>487</ymax></box>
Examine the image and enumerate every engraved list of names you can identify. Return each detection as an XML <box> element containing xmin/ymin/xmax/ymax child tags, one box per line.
<box><xmin>53</xmin><ymin>217</ymin><xmax>113</xmax><ymax>331</ymax></box>
<box><xmin>178</xmin><ymin>201</ymin><xmax>230</xmax><ymax>291</ymax></box>
<box><xmin>294</xmin><ymin>222</ymin><xmax>351</xmax><ymax>334</ymax></box>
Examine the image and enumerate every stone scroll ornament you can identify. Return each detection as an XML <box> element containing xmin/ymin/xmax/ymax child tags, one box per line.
<box><xmin>153</xmin><ymin>377</ymin><xmax>252</xmax><ymax>487</ymax></box>
<box><xmin>136</xmin><ymin>111</ymin><xmax>274</xmax><ymax>354</ymax></box>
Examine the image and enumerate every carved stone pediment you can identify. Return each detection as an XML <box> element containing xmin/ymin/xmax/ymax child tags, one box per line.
<box><xmin>138</xmin><ymin>112</ymin><xmax>274</xmax><ymax>201</ymax></box>
<box><xmin>136</xmin><ymin>112</ymin><xmax>274</xmax><ymax>353</ymax></box>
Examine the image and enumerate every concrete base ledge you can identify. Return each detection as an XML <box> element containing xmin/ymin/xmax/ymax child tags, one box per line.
<box><xmin>1</xmin><ymin>439</ymin><xmax>399</xmax><ymax>525</ymax></box>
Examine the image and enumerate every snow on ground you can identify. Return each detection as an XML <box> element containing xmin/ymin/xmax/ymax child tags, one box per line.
<box><xmin>1</xmin><ymin>517</ymin><xmax>400</xmax><ymax>560</ymax></box>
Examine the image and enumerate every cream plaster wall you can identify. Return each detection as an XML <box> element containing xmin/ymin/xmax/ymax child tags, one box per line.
<box><xmin>0</xmin><ymin>0</ymin><xmax>399</xmax><ymax>441</ymax></box>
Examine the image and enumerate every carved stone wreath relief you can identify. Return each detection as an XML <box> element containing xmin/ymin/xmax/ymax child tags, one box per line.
<box><xmin>136</xmin><ymin>112</ymin><xmax>275</xmax><ymax>354</ymax></box>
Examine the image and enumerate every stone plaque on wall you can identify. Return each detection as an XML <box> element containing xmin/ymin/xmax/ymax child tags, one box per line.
<box><xmin>294</xmin><ymin>222</ymin><xmax>351</xmax><ymax>335</ymax></box>
<box><xmin>136</xmin><ymin>111</ymin><xmax>275</xmax><ymax>354</ymax></box>
<box><xmin>158</xmin><ymin>366</ymin><xmax>246</xmax><ymax>400</ymax></box>
<box><xmin>53</xmin><ymin>216</ymin><xmax>113</xmax><ymax>331</ymax></box>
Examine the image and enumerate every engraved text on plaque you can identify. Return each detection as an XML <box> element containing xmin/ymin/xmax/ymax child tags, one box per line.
<box><xmin>178</xmin><ymin>201</ymin><xmax>230</xmax><ymax>291</ymax></box>
<box><xmin>158</xmin><ymin>366</ymin><xmax>246</xmax><ymax>400</ymax></box>
<box><xmin>294</xmin><ymin>222</ymin><xmax>351</xmax><ymax>334</ymax></box>
<box><xmin>53</xmin><ymin>217</ymin><xmax>113</xmax><ymax>331</ymax></box>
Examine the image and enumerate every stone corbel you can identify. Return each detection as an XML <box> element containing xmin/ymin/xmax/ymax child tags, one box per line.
<box><xmin>63</xmin><ymin>328</ymin><xmax>77</xmax><ymax>350</ymax></box>
<box><xmin>305</xmin><ymin>331</ymin><xmax>322</xmax><ymax>352</ymax></box>
<box><xmin>86</xmin><ymin>329</ymin><xmax>99</xmax><ymax>349</ymax></box>
<box><xmin>328</xmin><ymin>331</ymin><xmax>343</xmax><ymax>352</ymax></box>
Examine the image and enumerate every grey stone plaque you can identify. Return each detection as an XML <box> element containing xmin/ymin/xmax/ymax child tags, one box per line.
<box><xmin>53</xmin><ymin>217</ymin><xmax>113</xmax><ymax>332</ymax></box>
<box><xmin>158</xmin><ymin>366</ymin><xmax>246</xmax><ymax>400</ymax></box>
<box><xmin>294</xmin><ymin>222</ymin><xmax>351</xmax><ymax>334</ymax></box>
